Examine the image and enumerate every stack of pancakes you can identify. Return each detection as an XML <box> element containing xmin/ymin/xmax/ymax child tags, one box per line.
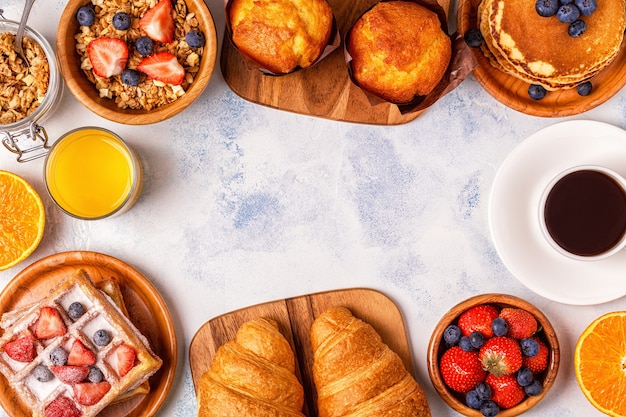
<box><xmin>478</xmin><ymin>0</ymin><xmax>626</xmax><ymax>90</ymax></box>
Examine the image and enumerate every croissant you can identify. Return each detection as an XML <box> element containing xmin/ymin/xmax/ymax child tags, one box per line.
<box><xmin>197</xmin><ymin>317</ymin><xmax>306</xmax><ymax>417</ymax></box>
<box><xmin>311</xmin><ymin>306</ymin><xmax>431</xmax><ymax>417</ymax></box>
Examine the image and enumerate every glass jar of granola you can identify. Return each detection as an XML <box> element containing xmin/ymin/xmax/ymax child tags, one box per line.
<box><xmin>0</xmin><ymin>17</ymin><xmax>63</xmax><ymax>162</ymax></box>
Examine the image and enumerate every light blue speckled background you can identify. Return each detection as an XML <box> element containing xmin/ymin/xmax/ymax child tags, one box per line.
<box><xmin>1</xmin><ymin>0</ymin><xmax>625</xmax><ymax>415</ymax></box>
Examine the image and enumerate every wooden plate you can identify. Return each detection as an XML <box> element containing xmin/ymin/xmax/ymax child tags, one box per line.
<box><xmin>221</xmin><ymin>0</ymin><xmax>450</xmax><ymax>125</ymax></box>
<box><xmin>0</xmin><ymin>251</ymin><xmax>177</xmax><ymax>417</ymax></box>
<box><xmin>457</xmin><ymin>0</ymin><xmax>626</xmax><ymax>117</ymax></box>
<box><xmin>189</xmin><ymin>288</ymin><xmax>415</xmax><ymax>416</ymax></box>
<box><xmin>56</xmin><ymin>0</ymin><xmax>218</xmax><ymax>125</ymax></box>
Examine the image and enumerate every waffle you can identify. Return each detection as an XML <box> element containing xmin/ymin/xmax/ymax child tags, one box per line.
<box><xmin>0</xmin><ymin>269</ymin><xmax>162</xmax><ymax>417</ymax></box>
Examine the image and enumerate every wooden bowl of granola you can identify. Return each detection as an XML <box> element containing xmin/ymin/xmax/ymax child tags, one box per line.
<box><xmin>57</xmin><ymin>0</ymin><xmax>217</xmax><ymax>125</ymax></box>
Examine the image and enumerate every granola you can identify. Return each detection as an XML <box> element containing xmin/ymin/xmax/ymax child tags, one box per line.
<box><xmin>75</xmin><ymin>0</ymin><xmax>204</xmax><ymax>110</ymax></box>
<box><xmin>0</xmin><ymin>33</ymin><xmax>50</xmax><ymax>125</ymax></box>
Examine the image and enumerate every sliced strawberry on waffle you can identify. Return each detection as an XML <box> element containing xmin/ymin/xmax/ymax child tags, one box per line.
<box><xmin>51</xmin><ymin>365</ymin><xmax>90</xmax><ymax>384</ymax></box>
<box><xmin>68</xmin><ymin>339</ymin><xmax>96</xmax><ymax>366</ymax></box>
<box><xmin>33</xmin><ymin>307</ymin><xmax>67</xmax><ymax>340</ymax></box>
<box><xmin>139</xmin><ymin>0</ymin><xmax>175</xmax><ymax>43</ymax></box>
<box><xmin>137</xmin><ymin>52</ymin><xmax>185</xmax><ymax>85</ymax></box>
<box><xmin>3</xmin><ymin>334</ymin><xmax>36</xmax><ymax>362</ymax></box>
<box><xmin>44</xmin><ymin>396</ymin><xmax>81</xmax><ymax>417</ymax></box>
<box><xmin>74</xmin><ymin>381</ymin><xmax>111</xmax><ymax>406</ymax></box>
<box><xmin>115</xmin><ymin>343</ymin><xmax>136</xmax><ymax>377</ymax></box>
<box><xmin>87</xmin><ymin>37</ymin><xmax>129</xmax><ymax>78</ymax></box>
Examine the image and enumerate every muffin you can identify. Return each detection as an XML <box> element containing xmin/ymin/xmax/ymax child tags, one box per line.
<box><xmin>347</xmin><ymin>1</ymin><xmax>451</xmax><ymax>104</ymax></box>
<box><xmin>229</xmin><ymin>0</ymin><xmax>334</xmax><ymax>74</ymax></box>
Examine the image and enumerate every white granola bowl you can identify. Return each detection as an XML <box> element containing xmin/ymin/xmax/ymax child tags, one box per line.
<box><xmin>56</xmin><ymin>0</ymin><xmax>217</xmax><ymax>125</ymax></box>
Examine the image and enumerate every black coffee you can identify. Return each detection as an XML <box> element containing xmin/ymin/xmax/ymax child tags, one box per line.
<box><xmin>544</xmin><ymin>170</ymin><xmax>626</xmax><ymax>257</ymax></box>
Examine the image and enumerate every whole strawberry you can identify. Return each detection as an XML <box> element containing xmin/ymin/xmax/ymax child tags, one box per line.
<box><xmin>486</xmin><ymin>373</ymin><xmax>525</xmax><ymax>409</ymax></box>
<box><xmin>458</xmin><ymin>305</ymin><xmax>499</xmax><ymax>338</ymax></box>
<box><xmin>499</xmin><ymin>307</ymin><xmax>538</xmax><ymax>339</ymax></box>
<box><xmin>522</xmin><ymin>337</ymin><xmax>549</xmax><ymax>373</ymax></box>
<box><xmin>440</xmin><ymin>346</ymin><xmax>487</xmax><ymax>392</ymax></box>
<box><xmin>479</xmin><ymin>336</ymin><xmax>522</xmax><ymax>377</ymax></box>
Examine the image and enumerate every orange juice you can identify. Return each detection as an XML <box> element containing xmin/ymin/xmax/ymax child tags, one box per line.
<box><xmin>44</xmin><ymin>127</ymin><xmax>142</xmax><ymax>219</ymax></box>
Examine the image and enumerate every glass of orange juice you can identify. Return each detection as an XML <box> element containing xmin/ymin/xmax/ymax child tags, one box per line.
<box><xmin>44</xmin><ymin>127</ymin><xmax>142</xmax><ymax>220</ymax></box>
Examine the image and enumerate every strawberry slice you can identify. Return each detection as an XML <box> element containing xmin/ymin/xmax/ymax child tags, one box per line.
<box><xmin>137</xmin><ymin>52</ymin><xmax>185</xmax><ymax>85</ymax></box>
<box><xmin>44</xmin><ymin>396</ymin><xmax>81</xmax><ymax>417</ymax></box>
<box><xmin>50</xmin><ymin>365</ymin><xmax>90</xmax><ymax>384</ymax></box>
<box><xmin>139</xmin><ymin>0</ymin><xmax>174</xmax><ymax>43</ymax></box>
<box><xmin>68</xmin><ymin>339</ymin><xmax>96</xmax><ymax>366</ymax></box>
<box><xmin>115</xmin><ymin>343</ymin><xmax>136</xmax><ymax>377</ymax></box>
<box><xmin>33</xmin><ymin>307</ymin><xmax>67</xmax><ymax>340</ymax></box>
<box><xmin>74</xmin><ymin>381</ymin><xmax>111</xmax><ymax>406</ymax></box>
<box><xmin>87</xmin><ymin>37</ymin><xmax>129</xmax><ymax>78</ymax></box>
<box><xmin>3</xmin><ymin>334</ymin><xmax>36</xmax><ymax>362</ymax></box>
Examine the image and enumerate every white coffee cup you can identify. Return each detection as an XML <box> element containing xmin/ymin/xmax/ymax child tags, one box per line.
<box><xmin>539</xmin><ymin>165</ymin><xmax>626</xmax><ymax>261</ymax></box>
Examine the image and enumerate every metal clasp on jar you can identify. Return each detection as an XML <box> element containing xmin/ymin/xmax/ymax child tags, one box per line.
<box><xmin>1</xmin><ymin>122</ymin><xmax>50</xmax><ymax>162</ymax></box>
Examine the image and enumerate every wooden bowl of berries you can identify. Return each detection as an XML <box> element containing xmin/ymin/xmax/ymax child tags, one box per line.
<box><xmin>57</xmin><ymin>0</ymin><xmax>218</xmax><ymax>124</ymax></box>
<box><xmin>427</xmin><ymin>294</ymin><xmax>560</xmax><ymax>417</ymax></box>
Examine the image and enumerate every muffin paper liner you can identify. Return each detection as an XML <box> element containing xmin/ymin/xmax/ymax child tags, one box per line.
<box><xmin>224</xmin><ymin>0</ymin><xmax>341</xmax><ymax>76</ymax></box>
<box><xmin>344</xmin><ymin>0</ymin><xmax>478</xmax><ymax>114</ymax></box>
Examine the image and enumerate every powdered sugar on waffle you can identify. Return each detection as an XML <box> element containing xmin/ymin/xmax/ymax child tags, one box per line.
<box><xmin>0</xmin><ymin>269</ymin><xmax>162</xmax><ymax>417</ymax></box>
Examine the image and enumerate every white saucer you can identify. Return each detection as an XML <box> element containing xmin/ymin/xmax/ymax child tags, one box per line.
<box><xmin>489</xmin><ymin>120</ymin><xmax>626</xmax><ymax>305</ymax></box>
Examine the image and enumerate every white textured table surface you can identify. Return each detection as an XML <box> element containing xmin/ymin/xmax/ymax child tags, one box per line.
<box><xmin>1</xmin><ymin>0</ymin><xmax>625</xmax><ymax>416</ymax></box>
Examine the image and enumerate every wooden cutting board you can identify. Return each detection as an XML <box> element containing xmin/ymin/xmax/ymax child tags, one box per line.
<box><xmin>220</xmin><ymin>0</ymin><xmax>451</xmax><ymax>125</ymax></box>
<box><xmin>189</xmin><ymin>288</ymin><xmax>415</xmax><ymax>417</ymax></box>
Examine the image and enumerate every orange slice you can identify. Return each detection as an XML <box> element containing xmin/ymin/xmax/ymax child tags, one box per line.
<box><xmin>0</xmin><ymin>170</ymin><xmax>45</xmax><ymax>271</ymax></box>
<box><xmin>574</xmin><ymin>311</ymin><xmax>626</xmax><ymax>417</ymax></box>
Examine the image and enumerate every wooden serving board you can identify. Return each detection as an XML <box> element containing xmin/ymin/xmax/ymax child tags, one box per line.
<box><xmin>0</xmin><ymin>251</ymin><xmax>177</xmax><ymax>417</ymax></box>
<box><xmin>220</xmin><ymin>0</ymin><xmax>451</xmax><ymax>125</ymax></box>
<box><xmin>189</xmin><ymin>288</ymin><xmax>414</xmax><ymax>417</ymax></box>
<box><xmin>457</xmin><ymin>0</ymin><xmax>626</xmax><ymax>117</ymax></box>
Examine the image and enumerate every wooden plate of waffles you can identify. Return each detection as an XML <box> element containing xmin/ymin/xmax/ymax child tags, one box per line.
<box><xmin>0</xmin><ymin>251</ymin><xmax>177</xmax><ymax>417</ymax></box>
<box><xmin>189</xmin><ymin>288</ymin><xmax>415</xmax><ymax>417</ymax></box>
<box><xmin>457</xmin><ymin>0</ymin><xmax>626</xmax><ymax>117</ymax></box>
<box><xmin>220</xmin><ymin>0</ymin><xmax>450</xmax><ymax>125</ymax></box>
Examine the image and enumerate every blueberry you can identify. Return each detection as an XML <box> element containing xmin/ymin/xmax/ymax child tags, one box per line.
<box><xmin>520</xmin><ymin>338</ymin><xmax>539</xmax><ymax>357</ymax></box>
<box><xmin>464</xmin><ymin>28</ymin><xmax>484</xmax><ymax>48</ymax></box>
<box><xmin>459</xmin><ymin>336</ymin><xmax>473</xmax><ymax>352</ymax></box>
<box><xmin>93</xmin><ymin>329</ymin><xmax>112</xmax><ymax>346</ymax></box>
<box><xmin>67</xmin><ymin>302</ymin><xmax>85</xmax><ymax>321</ymax></box>
<box><xmin>33</xmin><ymin>365</ymin><xmax>54</xmax><ymax>382</ymax></box>
<box><xmin>560</xmin><ymin>0</ymin><xmax>574</xmax><ymax>4</ymax></box>
<box><xmin>50</xmin><ymin>347</ymin><xmax>68</xmax><ymax>366</ymax></box>
<box><xmin>528</xmin><ymin>84</ymin><xmax>547</xmax><ymax>100</ymax></box>
<box><xmin>475</xmin><ymin>382</ymin><xmax>492</xmax><ymax>400</ymax></box>
<box><xmin>112</xmin><ymin>12</ymin><xmax>131</xmax><ymax>30</ymax></box>
<box><xmin>575</xmin><ymin>0</ymin><xmax>597</xmax><ymax>15</ymax></box>
<box><xmin>557</xmin><ymin>4</ymin><xmax>580</xmax><ymax>23</ymax></box>
<box><xmin>480</xmin><ymin>400</ymin><xmax>500</xmax><ymax>417</ymax></box>
<box><xmin>491</xmin><ymin>317</ymin><xmax>508</xmax><ymax>337</ymax></box>
<box><xmin>121</xmin><ymin>69</ymin><xmax>141</xmax><ymax>86</ymax></box>
<box><xmin>87</xmin><ymin>366</ymin><xmax>104</xmax><ymax>383</ymax></box>
<box><xmin>576</xmin><ymin>81</ymin><xmax>593</xmax><ymax>96</ymax></box>
<box><xmin>185</xmin><ymin>30</ymin><xmax>205</xmax><ymax>48</ymax></box>
<box><xmin>135</xmin><ymin>36</ymin><xmax>154</xmax><ymax>57</ymax></box>
<box><xmin>443</xmin><ymin>324</ymin><xmax>462</xmax><ymax>346</ymax></box>
<box><xmin>76</xmin><ymin>6</ymin><xmax>95</xmax><ymax>26</ymax></box>
<box><xmin>568</xmin><ymin>19</ymin><xmax>586</xmax><ymax>37</ymax></box>
<box><xmin>535</xmin><ymin>0</ymin><xmax>559</xmax><ymax>17</ymax></box>
<box><xmin>524</xmin><ymin>379</ymin><xmax>544</xmax><ymax>396</ymax></box>
<box><xmin>466</xmin><ymin>389</ymin><xmax>483</xmax><ymax>409</ymax></box>
<box><xmin>470</xmin><ymin>331</ymin><xmax>485</xmax><ymax>349</ymax></box>
<box><xmin>517</xmin><ymin>366</ymin><xmax>534</xmax><ymax>387</ymax></box>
